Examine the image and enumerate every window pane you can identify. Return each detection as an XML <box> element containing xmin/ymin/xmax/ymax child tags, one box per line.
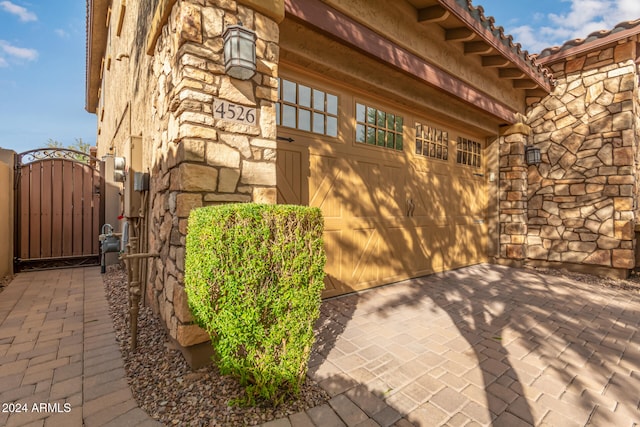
<box><xmin>299</xmin><ymin>85</ymin><xmax>311</xmax><ymax>108</ymax></box>
<box><xmin>377</xmin><ymin>129</ymin><xmax>385</xmax><ymax>146</ymax></box>
<box><xmin>282</xmin><ymin>105</ymin><xmax>296</xmax><ymax>128</ymax></box>
<box><xmin>283</xmin><ymin>79</ymin><xmax>296</xmax><ymax>103</ymax></box>
<box><xmin>416</xmin><ymin>140</ymin><xmax>422</xmax><ymax>155</ymax></box>
<box><xmin>395</xmin><ymin>116</ymin><xmax>403</xmax><ymax>132</ymax></box>
<box><xmin>416</xmin><ymin>123</ymin><xmax>423</xmax><ymax>139</ymax></box>
<box><xmin>356</xmin><ymin>124</ymin><xmax>366</xmax><ymax>142</ymax></box>
<box><xmin>387</xmin><ymin>114</ymin><xmax>395</xmax><ymax>130</ymax></box>
<box><xmin>327</xmin><ymin>116</ymin><xmax>338</xmax><ymax>137</ymax></box>
<box><xmin>386</xmin><ymin>132</ymin><xmax>395</xmax><ymax>148</ymax></box>
<box><xmin>367</xmin><ymin>107</ymin><xmax>376</xmax><ymax>124</ymax></box>
<box><xmin>377</xmin><ymin>110</ymin><xmax>386</xmax><ymax>127</ymax></box>
<box><xmin>313</xmin><ymin>89</ymin><xmax>325</xmax><ymax>111</ymax></box>
<box><xmin>356</xmin><ymin>103</ymin><xmax>365</xmax><ymax>122</ymax></box>
<box><xmin>367</xmin><ymin>127</ymin><xmax>376</xmax><ymax>144</ymax></box>
<box><xmin>298</xmin><ymin>109</ymin><xmax>311</xmax><ymax>131</ymax></box>
<box><xmin>312</xmin><ymin>112</ymin><xmax>324</xmax><ymax>134</ymax></box>
<box><xmin>396</xmin><ymin>134</ymin><xmax>403</xmax><ymax>151</ymax></box>
<box><xmin>327</xmin><ymin>94</ymin><xmax>338</xmax><ymax>115</ymax></box>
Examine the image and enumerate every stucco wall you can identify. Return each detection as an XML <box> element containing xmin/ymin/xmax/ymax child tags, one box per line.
<box><xmin>524</xmin><ymin>41</ymin><xmax>638</xmax><ymax>274</ymax></box>
<box><xmin>323</xmin><ymin>0</ymin><xmax>527</xmax><ymax>114</ymax></box>
<box><xmin>0</xmin><ymin>149</ymin><xmax>14</xmax><ymax>278</ymax></box>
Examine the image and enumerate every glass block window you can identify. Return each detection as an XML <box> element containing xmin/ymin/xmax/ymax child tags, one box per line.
<box><xmin>355</xmin><ymin>103</ymin><xmax>404</xmax><ymax>151</ymax></box>
<box><xmin>456</xmin><ymin>137</ymin><xmax>482</xmax><ymax>168</ymax></box>
<box><xmin>415</xmin><ymin>122</ymin><xmax>448</xmax><ymax>160</ymax></box>
<box><xmin>276</xmin><ymin>78</ymin><xmax>338</xmax><ymax>137</ymax></box>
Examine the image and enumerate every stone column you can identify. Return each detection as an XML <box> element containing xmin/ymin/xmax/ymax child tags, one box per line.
<box><xmin>498</xmin><ymin>123</ymin><xmax>530</xmax><ymax>263</ymax></box>
<box><xmin>146</xmin><ymin>0</ymin><xmax>284</xmax><ymax>364</ymax></box>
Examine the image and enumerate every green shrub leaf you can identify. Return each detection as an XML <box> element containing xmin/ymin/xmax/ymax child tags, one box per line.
<box><xmin>184</xmin><ymin>203</ymin><xmax>326</xmax><ymax>405</ymax></box>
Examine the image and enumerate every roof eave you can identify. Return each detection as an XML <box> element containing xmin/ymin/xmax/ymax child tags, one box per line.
<box><xmin>85</xmin><ymin>0</ymin><xmax>109</xmax><ymax>113</ymax></box>
<box><xmin>437</xmin><ymin>0</ymin><xmax>553</xmax><ymax>93</ymax></box>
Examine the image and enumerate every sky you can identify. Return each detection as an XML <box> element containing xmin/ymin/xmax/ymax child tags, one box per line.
<box><xmin>0</xmin><ymin>1</ymin><xmax>94</xmax><ymax>154</ymax></box>
<box><xmin>1</xmin><ymin>1</ymin><xmax>640</xmax><ymax>154</ymax></box>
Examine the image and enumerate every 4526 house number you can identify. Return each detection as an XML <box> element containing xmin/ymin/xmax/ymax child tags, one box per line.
<box><xmin>213</xmin><ymin>99</ymin><xmax>257</xmax><ymax>126</ymax></box>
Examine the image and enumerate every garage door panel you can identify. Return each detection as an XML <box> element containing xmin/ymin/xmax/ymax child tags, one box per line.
<box><xmin>277</xmin><ymin>148</ymin><xmax>305</xmax><ymax>205</ymax></box>
<box><xmin>408</xmin><ymin>168</ymin><xmax>450</xmax><ymax>221</ymax></box>
<box><xmin>410</xmin><ymin>225</ymin><xmax>443</xmax><ymax>273</ymax></box>
<box><xmin>309</xmin><ymin>154</ymin><xmax>344</xmax><ymax>218</ymax></box>
<box><xmin>452</xmin><ymin>176</ymin><xmax>487</xmax><ymax>217</ymax></box>
<box><xmin>447</xmin><ymin>223</ymin><xmax>488</xmax><ymax>269</ymax></box>
<box><xmin>276</xmin><ymin>70</ymin><xmax>488</xmax><ymax>298</ymax></box>
<box><xmin>350</xmin><ymin>227</ymin><xmax>380</xmax><ymax>285</ymax></box>
<box><xmin>382</xmin><ymin>225</ymin><xmax>421</xmax><ymax>279</ymax></box>
<box><xmin>379</xmin><ymin>165</ymin><xmax>405</xmax><ymax>218</ymax></box>
<box><xmin>348</xmin><ymin>161</ymin><xmax>379</xmax><ymax>218</ymax></box>
<box><xmin>322</xmin><ymin>230</ymin><xmax>352</xmax><ymax>297</ymax></box>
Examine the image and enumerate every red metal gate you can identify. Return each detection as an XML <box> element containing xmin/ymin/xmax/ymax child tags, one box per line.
<box><xmin>15</xmin><ymin>148</ymin><xmax>104</xmax><ymax>269</ymax></box>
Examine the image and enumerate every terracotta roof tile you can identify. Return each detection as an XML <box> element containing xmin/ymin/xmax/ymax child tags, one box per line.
<box><xmin>537</xmin><ymin>19</ymin><xmax>640</xmax><ymax>60</ymax></box>
<box><xmin>462</xmin><ymin>1</ymin><xmax>555</xmax><ymax>84</ymax></box>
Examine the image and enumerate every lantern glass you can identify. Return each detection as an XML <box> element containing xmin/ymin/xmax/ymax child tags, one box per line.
<box><xmin>525</xmin><ymin>145</ymin><xmax>541</xmax><ymax>165</ymax></box>
<box><xmin>223</xmin><ymin>24</ymin><xmax>256</xmax><ymax>80</ymax></box>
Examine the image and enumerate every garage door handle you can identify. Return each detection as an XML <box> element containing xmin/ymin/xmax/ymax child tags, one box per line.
<box><xmin>406</xmin><ymin>198</ymin><xmax>415</xmax><ymax>217</ymax></box>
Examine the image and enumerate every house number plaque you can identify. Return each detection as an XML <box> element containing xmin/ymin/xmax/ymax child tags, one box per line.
<box><xmin>213</xmin><ymin>99</ymin><xmax>257</xmax><ymax>126</ymax></box>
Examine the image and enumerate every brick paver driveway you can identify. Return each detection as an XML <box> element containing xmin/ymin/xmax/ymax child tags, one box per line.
<box><xmin>300</xmin><ymin>264</ymin><xmax>640</xmax><ymax>426</ymax></box>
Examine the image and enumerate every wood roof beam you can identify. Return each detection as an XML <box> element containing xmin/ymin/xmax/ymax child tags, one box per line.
<box><xmin>499</xmin><ymin>68</ymin><xmax>526</xmax><ymax>79</ymax></box>
<box><xmin>513</xmin><ymin>79</ymin><xmax>539</xmax><ymax>89</ymax></box>
<box><xmin>482</xmin><ymin>55</ymin><xmax>510</xmax><ymax>67</ymax></box>
<box><xmin>418</xmin><ymin>5</ymin><xmax>450</xmax><ymax>23</ymax></box>
<box><xmin>445</xmin><ymin>27</ymin><xmax>476</xmax><ymax>42</ymax></box>
<box><xmin>464</xmin><ymin>41</ymin><xmax>493</xmax><ymax>55</ymax></box>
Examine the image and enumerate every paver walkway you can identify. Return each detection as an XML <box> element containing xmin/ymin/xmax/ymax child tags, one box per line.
<box><xmin>1</xmin><ymin>264</ymin><xmax>640</xmax><ymax>426</ymax></box>
<box><xmin>261</xmin><ymin>264</ymin><xmax>640</xmax><ymax>427</ymax></box>
<box><xmin>0</xmin><ymin>267</ymin><xmax>160</xmax><ymax>427</ymax></box>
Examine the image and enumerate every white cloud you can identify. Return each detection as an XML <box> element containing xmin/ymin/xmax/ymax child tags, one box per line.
<box><xmin>549</xmin><ymin>0</ymin><xmax>609</xmax><ymax>31</ymax></box>
<box><xmin>0</xmin><ymin>1</ymin><xmax>36</xmax><ymax>22</ymax></box>
<box><xmin>507</xmin><ymin>0</ymin><xmax>640</xmax><ymax>53</ymax></box>
<box><xmin>612</xmin><ymin>0</ymin><xmax>640</xmax><ymax>24</ymax></box>
<box><xmin>54</xmin><ymin>29</ymin><xmax>69</xmax><ymax>39</ymax></box>
<box><xmin>0</xmin><ymin>40</ymin><xmax>38</xmax><ymax>61</ymax></box>
<box><xmin>0</xmin><ymin>57</ymin><xmax>8</xmax><ymax>67</ymax></box>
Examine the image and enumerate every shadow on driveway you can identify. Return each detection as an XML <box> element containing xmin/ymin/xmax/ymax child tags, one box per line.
<box><xmin>307</xmin><ymin>264</ymin><xmax>640</xmax><ymax>426</ymax></box>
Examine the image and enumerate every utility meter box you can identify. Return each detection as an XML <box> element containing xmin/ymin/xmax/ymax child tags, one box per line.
<box><xmin>123</xmin><ymin>136</ymin><xmax>143</xmax><ymax>217</ymax></box>
<box><xmin>133</xmin><ymin>172</ymin><xmax>149</xmax><ymax>192</ymax></box>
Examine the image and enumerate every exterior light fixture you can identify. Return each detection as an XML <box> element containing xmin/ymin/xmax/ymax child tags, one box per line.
<box><xmin>525</xmin><ymin>145</ymin><xmax>541</xmax><ymax>166</ymax></box>
<box><xmin>223</xmin><ymin>22</ymin><xmax>256</xmax><ymax>80</ymax></box>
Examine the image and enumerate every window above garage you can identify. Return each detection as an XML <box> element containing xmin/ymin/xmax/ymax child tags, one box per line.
<box><xmin>355</xmin><ymin>103</ymin><xmax>404</xmax><ymax>151</ymax></box>
<box><xmin>415</xmin><ymin>122</ymin><xmax>449</xmax><ymax>161</ymax></box>
<box><xmin>456</xmin><ymin>137</ymin><xmax>482</xmax><ymax>168</ymax></box>
<box><xmin>276</xmin><ymin>78</ymin><xmax>339</xmax><ymax>137</ymax></box>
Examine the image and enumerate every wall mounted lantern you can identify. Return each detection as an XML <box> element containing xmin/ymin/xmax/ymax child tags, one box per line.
<box><xmin>223</xmin><ymin>23</ymin><xmax>257</xmax><ymax>80</ymax></box>
<box><xmin>525</xmin><ymin>145</ymin><xmax>541</xmax><ymax>166</ymax></box>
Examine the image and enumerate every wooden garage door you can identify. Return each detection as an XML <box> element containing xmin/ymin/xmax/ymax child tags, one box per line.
<box><xmin>276</xmin><ymin>74</ymin><xmax>488</xmax><ymax>297</ymax></box>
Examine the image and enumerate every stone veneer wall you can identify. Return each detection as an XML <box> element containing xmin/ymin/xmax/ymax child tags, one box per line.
<box><xmin>498</xmin><ymin>129</ymin><xmax>529</xmax><ymax>262</ymax></box>
<box><xmin>525</xmin><ymin>41</ymin><xmax>638</xmax><ymax>274</ymax></box>
<box><xmin>146</xmin><ymin>0</ymin><xmax>280</xmax><ymax>350</ymax></box>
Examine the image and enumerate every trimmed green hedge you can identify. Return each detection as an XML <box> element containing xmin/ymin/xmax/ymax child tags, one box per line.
<box><xmin>184</xmin><ymin>203</ymin><xmax>326</xmax><ymax>405</ymax></box>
